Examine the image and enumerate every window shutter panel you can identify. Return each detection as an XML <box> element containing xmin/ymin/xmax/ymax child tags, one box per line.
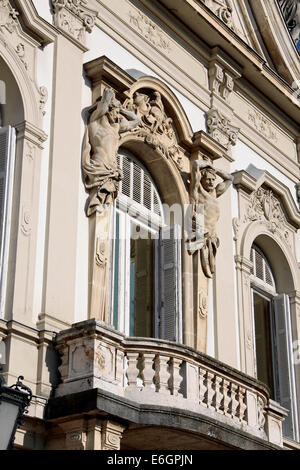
<box><xmin>0</xmin><ymin>126</ymin><xmax>16</xmax><ymax>316</ymax></box>
<box><xmin>273</xmin><ymin>294</ymin><xmax>298</xmax><ymax>440</ymax></box>
<box><xmin>158</xmin><ymin>225</ymin><xmax>182</xmax><ymax>343</ymax></box>
<box><xmin>132</xmin><ymin>237</ymin><xmax>153</xmax><ymax>337</ymax></box>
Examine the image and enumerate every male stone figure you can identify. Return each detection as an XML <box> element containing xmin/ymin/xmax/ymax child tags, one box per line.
<box><xmin>82</xmin><ymin>88</ymin><xmax>141</xmax><ymax>216</ymax></box>
<box><xmin>189</xmin><ymin>158</ymin><xmax>233</xmax><ymax>277</ymax></box>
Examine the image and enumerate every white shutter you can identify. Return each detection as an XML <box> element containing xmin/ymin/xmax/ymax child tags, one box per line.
<box><xmin>0</xmin><ymin>126</ymin><xmax>16</xmax><ymax>316</ymax></box>
<box><xmin>157</xmin><ymin>225</ymin><xmax>182</xmax><ymax>343</ymax></box>
<box><xmin>273</xmin><ymin>294</ymin><xmax>299</xmax><ymax>440</ymax></box>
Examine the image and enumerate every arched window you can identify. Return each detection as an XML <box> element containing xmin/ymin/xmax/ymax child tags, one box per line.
<box><xmin>250</xmin><ymin>244</ymin><xmax>299</xmax><ymax>441</ymax></box>
<box><xmin>111</xmin><ymin>149</ymin><xmax>182</xmax><ymax>342</ymax></box>
<box><xmin>0</xmin><ymin>126</ymin><xmax>16</xmax><ymax>316</ymax></box>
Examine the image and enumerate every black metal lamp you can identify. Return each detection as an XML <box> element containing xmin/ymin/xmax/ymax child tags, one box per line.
<box><xmin>0</xmin><ymin>341</ymin><xmax>32</xmax><ymax>450</ymax></box>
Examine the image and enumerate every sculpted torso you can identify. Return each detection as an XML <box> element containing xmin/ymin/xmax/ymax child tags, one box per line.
<box><xmin>197</xmin><ymin>188</ymin><xmax>220</xmax><ymax>237</ymax></box>
<box><xmin>88</xmin><ymin>116</ymin><xmax>119</xmax><ymax>169</ymax></box>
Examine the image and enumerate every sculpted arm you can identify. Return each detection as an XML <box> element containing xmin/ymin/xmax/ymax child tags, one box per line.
<box><xmin>119</xmin><ymin>108</ymin><xmax>141</xmax><ymax>132</ymax></box>
<box><xmin>89</xmin><ymin>88</ymin><xmax>116</xmax><ymax>123</ymax></box>
<box><xmin>215</xmin><ymin>168</ymin><xmax>234</xmax><ymax>197</ymax></box>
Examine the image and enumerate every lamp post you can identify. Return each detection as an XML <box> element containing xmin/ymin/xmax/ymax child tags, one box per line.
<box><xmin>0</xmin><ymin>369</ymin><xmax>32</xmax><ymax>450</ymax></box>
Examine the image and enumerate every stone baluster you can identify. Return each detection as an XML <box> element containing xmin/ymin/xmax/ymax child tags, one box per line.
<box><xmin>125</xmin><ymin>352</ymin><xmax>139</xmax><ymax>391</ymax></box>
<box><xmin>205</xmin><ymin>371</ymin><xmax>215</xmax><ymax>409</ymax></box>
<box><xmin>169</xmin><ymin>357</ymin><xmax>183</xmax><ymax>397</ymax></box>
<box><xmin>213</xmin><ymin>375</ymin><xmax>223</xmax><ymax>413</ymax></box>
<box><xmin>229</xmin><ymin>382</ymin><xmax>239</xmax><ymax>420</ymax></box>
<box><xmin>199</xmin><ymin>368</ymin><xmax>207</xmax><ymax>406</ymax></box>
<box><xmin>157</xmin><ymin>355</ymin><xmax>171</xmax><ymax>394</ymax></box>
<box><xmin>141</xmin><ymin>353</ymin><xmax>156</xmax><ymax>392</ymax></box>
<box><xmin>257</xmin><ymin>396</ymin><xmax>266</xmax><ymax>430</ymax></box>
<box><xmin>221</xmin><ymin>378</ymin><xmax>231</xmax><ymax>416</ymax></box>
<box><xmin>237</xmin><ymin>386</ymin><xmax>247</xmax><ymax>422</ymax></box>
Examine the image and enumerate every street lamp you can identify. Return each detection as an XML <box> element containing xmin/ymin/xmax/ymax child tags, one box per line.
<box><xmin>0</xmin><ymin>358</ymin><xmax>32</xmax><ymax>450</ymax></box>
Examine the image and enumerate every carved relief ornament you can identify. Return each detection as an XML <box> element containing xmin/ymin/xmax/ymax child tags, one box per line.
<box><xmin>233</xmin><ymin>184</ymin><xmax>292</xmax><ymax>248</ymax></box>
<box><xmin>203</xmin><ymin>0</ymin><xmax>234</xmax><ymax>28</ymax></box>
<box><xmin>128</xmin><ymin>10</ymin><xmax>171</xmax><ymax>52</ymax></box>
<box><xmin>51</xmin><ymin>0</ymin><xmax>97</xmax><ymax>47</ymax></box>
<box><xmin>123</xmin><ymin>90</ymin><xmax>185</xmax><ymax>171</ymax></box>
<box><xmin>206</xmin><ymin>108</ymin><xmax>239</xmax><ymax>150</ymax></box>
<box><xmin>0</xmin><ymin>0</ymin><xmax>18</xmax><ymax>34</ymax></box>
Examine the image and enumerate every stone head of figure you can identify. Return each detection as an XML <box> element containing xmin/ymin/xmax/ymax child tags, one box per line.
<box><xmin>201</xmin><ymin>168</ymin><xmax>216</xmax><ymax>193</ymax></box>
<box><xmin>107</xmin><ymin>95</ymin><xmax>121</xmax><ymax>123</ymax></box>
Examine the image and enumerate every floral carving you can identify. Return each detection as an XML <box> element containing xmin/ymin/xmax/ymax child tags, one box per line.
<box><xmin>123</xmin><ymin>90</ymin><xmax>184</xmax><ymax>171</ymax></box>
<box><xmin>203</xmin><ymin>0</ymin><xmax>234</xmax><ymax>28</ymax></box>
<box><xmin>206</xmin><ymin>108</ymin><xmax>239</xmax><ymax>150</ymax></box>
<box><xmin>0</xmin><ymin>0</ymin><xmax>19</xmax><ymax>34</ymax></box>
<box><xmin>129</xmin><ymin>10</ymin><xmax>171</xmax><ymax>52</ymax></box>
<box><xmin>245</xmin><ymin>188</ymin><xmax>285</xmax><ymax>233</ymax></box>
<box><xmin>248</xmin><ymin>109</ymin><xmax>278</xmax><ymax>142</ymax></box>
<box><xmin>51</xmin><ymin>0</ymin><xmax>97</xmax><ymax>45</ymax></box>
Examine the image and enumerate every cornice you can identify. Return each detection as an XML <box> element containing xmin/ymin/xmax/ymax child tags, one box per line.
<box><xmin>147</xmin><ymin>0</ymin><xmax>300</xmax><ymax>124</ymax></box>
<box><xmin>12</xmin><ymin>0</ymin><xmax>57</xmax><ymax>45</ymax></box>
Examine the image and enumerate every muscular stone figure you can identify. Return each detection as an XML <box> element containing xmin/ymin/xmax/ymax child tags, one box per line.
<box><xmin>82</xmin><ymin>88</ymin><xmax>141</xmax><ymax>216</ymax></box>
<box><xmin>190</xmin><ymin>159</ymin><xmax>233</xmax><ymax>277</ymax></box>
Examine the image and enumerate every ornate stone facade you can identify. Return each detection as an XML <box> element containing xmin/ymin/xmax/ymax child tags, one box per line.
<box><xmin>206</xmin><ymin>108</ymin><xmax>239</xmax><ymax>150</ymax></box>
<box><xmin>51</xmin><ymin>0</ymin><xmax>97</xmax><ymax>47</ymax></box>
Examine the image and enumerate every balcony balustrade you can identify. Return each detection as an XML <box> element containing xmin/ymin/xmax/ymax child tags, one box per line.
<box><xmin>55</xmin><ymin>319</ymin><xmax>287</xmax><ymax>448</ymax></box>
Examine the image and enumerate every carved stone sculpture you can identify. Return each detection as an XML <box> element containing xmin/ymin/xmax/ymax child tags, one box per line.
<box><xmin>206</xmin><ymin>108</ymin><xmax>239</xmax><ymax>150</ymax></box>
<box><xmin>123</xmin><ymin>90</ymin><xmax>185</xmax><ymax>170</ymax></box>
<box><xmin>203</xmin><ymin>0</ymin><xmax>234</xmax><ymax>28</ymax></box>
<box><xmin>82</xmin><ymin>88</ymin><xmax>141</xmax><ymax>216</ymax></box>
<box><xmin>188</xmin><ymin>157</ymin><xmax>233</xmax><ymax>278</ymax></box>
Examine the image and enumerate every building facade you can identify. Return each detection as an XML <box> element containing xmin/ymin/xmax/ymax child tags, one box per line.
<box><xmin>0</xmin><ymin>0</ymin><xmax>299</xmax><ymax>450</ymax></box>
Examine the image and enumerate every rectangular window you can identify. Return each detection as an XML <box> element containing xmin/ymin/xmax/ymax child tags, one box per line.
<box><xmin>253</xmin><ymin>292</ymin><xmax>276</xmax><ymax>397</ymax></box>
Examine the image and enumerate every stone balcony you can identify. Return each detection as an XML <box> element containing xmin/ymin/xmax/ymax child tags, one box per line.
<box><xmin>48</xmin><ymin>319</ymin><xmax>288</xmax><ymax>450</ymax></box>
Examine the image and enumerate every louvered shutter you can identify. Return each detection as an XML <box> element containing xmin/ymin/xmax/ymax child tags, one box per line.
<box><xmin>157</xmin><ymin>225</ymin><xmax>182</xmax><ymax>343</ymax></box>
<box><xmin>0</xmin><ymin>126</ymin><xmax>16</xmax><ymax>315</ymax></box>
<box><xmin>273</xmin><ymin>294</ymin><xmax>298</xmax><ymax>440</ymax></box>
<box><xmin>132</xmin><ymin>237</ymin><xmax>153</xmax><ymax>337</ymax></box>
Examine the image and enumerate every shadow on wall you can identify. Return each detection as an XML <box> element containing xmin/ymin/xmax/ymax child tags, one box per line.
<box><xmin>45</xmin><ymin>344</ymin><xmax>61</xmax><ymax>399</ymax></box>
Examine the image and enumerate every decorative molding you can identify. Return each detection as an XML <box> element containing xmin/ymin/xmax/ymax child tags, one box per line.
<box><xmin>95</xmin><ymin>238</ymin><xmax>107</xmax><ymax>268</ymax></box>
<box><xmin>247</xmin><ymin>109</ymin><xmax>278</xmax><ymax>143</ymax></box>
<box><xmin>39</xmin><ymin>86</ymin><xmax>48</xmax><ymax>116</ymax></box>
<box><xmin>208</xmin><ymin>62</ymin><xmax>236</xmax><ymax>103</ymax></box>
<box><xmin>203</xmin><ymin>0</ymin><xmax>234</xmax><ymax>28</ymax></box>
<box><xmin>15</xmin><ymin>42</ymin><xmax>28</xmax><ymax>69</ymax></box>
<box><xmin>128</xmin><ymin>10</ymin><xmax>171</xmax><ymax>52</ymax></box>
<box><xmin>0</xmin><ymin>0</ymin><xmax>19</xmax><ymax>34</ymax></box>
<box><xmin>198</xmin><ymin>289</ymin><xmax>208</xmax><ymax>318</ymax></box>
<box><xmin>51</xmin><ymin>0</ymin><xmax>97</xmax><ymax>48</ymax></box>
<box><xmin>20</xmin><ymin>206</ymin><xmax>32</xmax><ymax>236</ymax></box>
<box><xmin>206</xmin><ymin>108</ymin><xmax>239</xmax><ymax>150</ymax></box>
<box><xmin>233</xmin><ymin>169</ymin><xmax>300</xmax><ymax>228</ymax></box>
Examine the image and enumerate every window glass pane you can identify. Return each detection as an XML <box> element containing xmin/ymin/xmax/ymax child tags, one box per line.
<box><xmin>253</xmin><ymin>292</ymin><xmax>275</xmax><ymax>397</ymax></box>
<box><xmin>130</xmin><ymin>222</ymin><xmax>154</xmax><ymax>337</ymax></box>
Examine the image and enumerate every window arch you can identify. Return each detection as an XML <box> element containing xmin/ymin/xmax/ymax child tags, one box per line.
<box><xmin>111</xmin><ymin>149</ymin><xmax>182</xmax><ymax>342</ymax></box>
<box><xmin>250</xmin><ymin>243</ymin><xmax>299</xmax><ymax>441</ymax></box>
